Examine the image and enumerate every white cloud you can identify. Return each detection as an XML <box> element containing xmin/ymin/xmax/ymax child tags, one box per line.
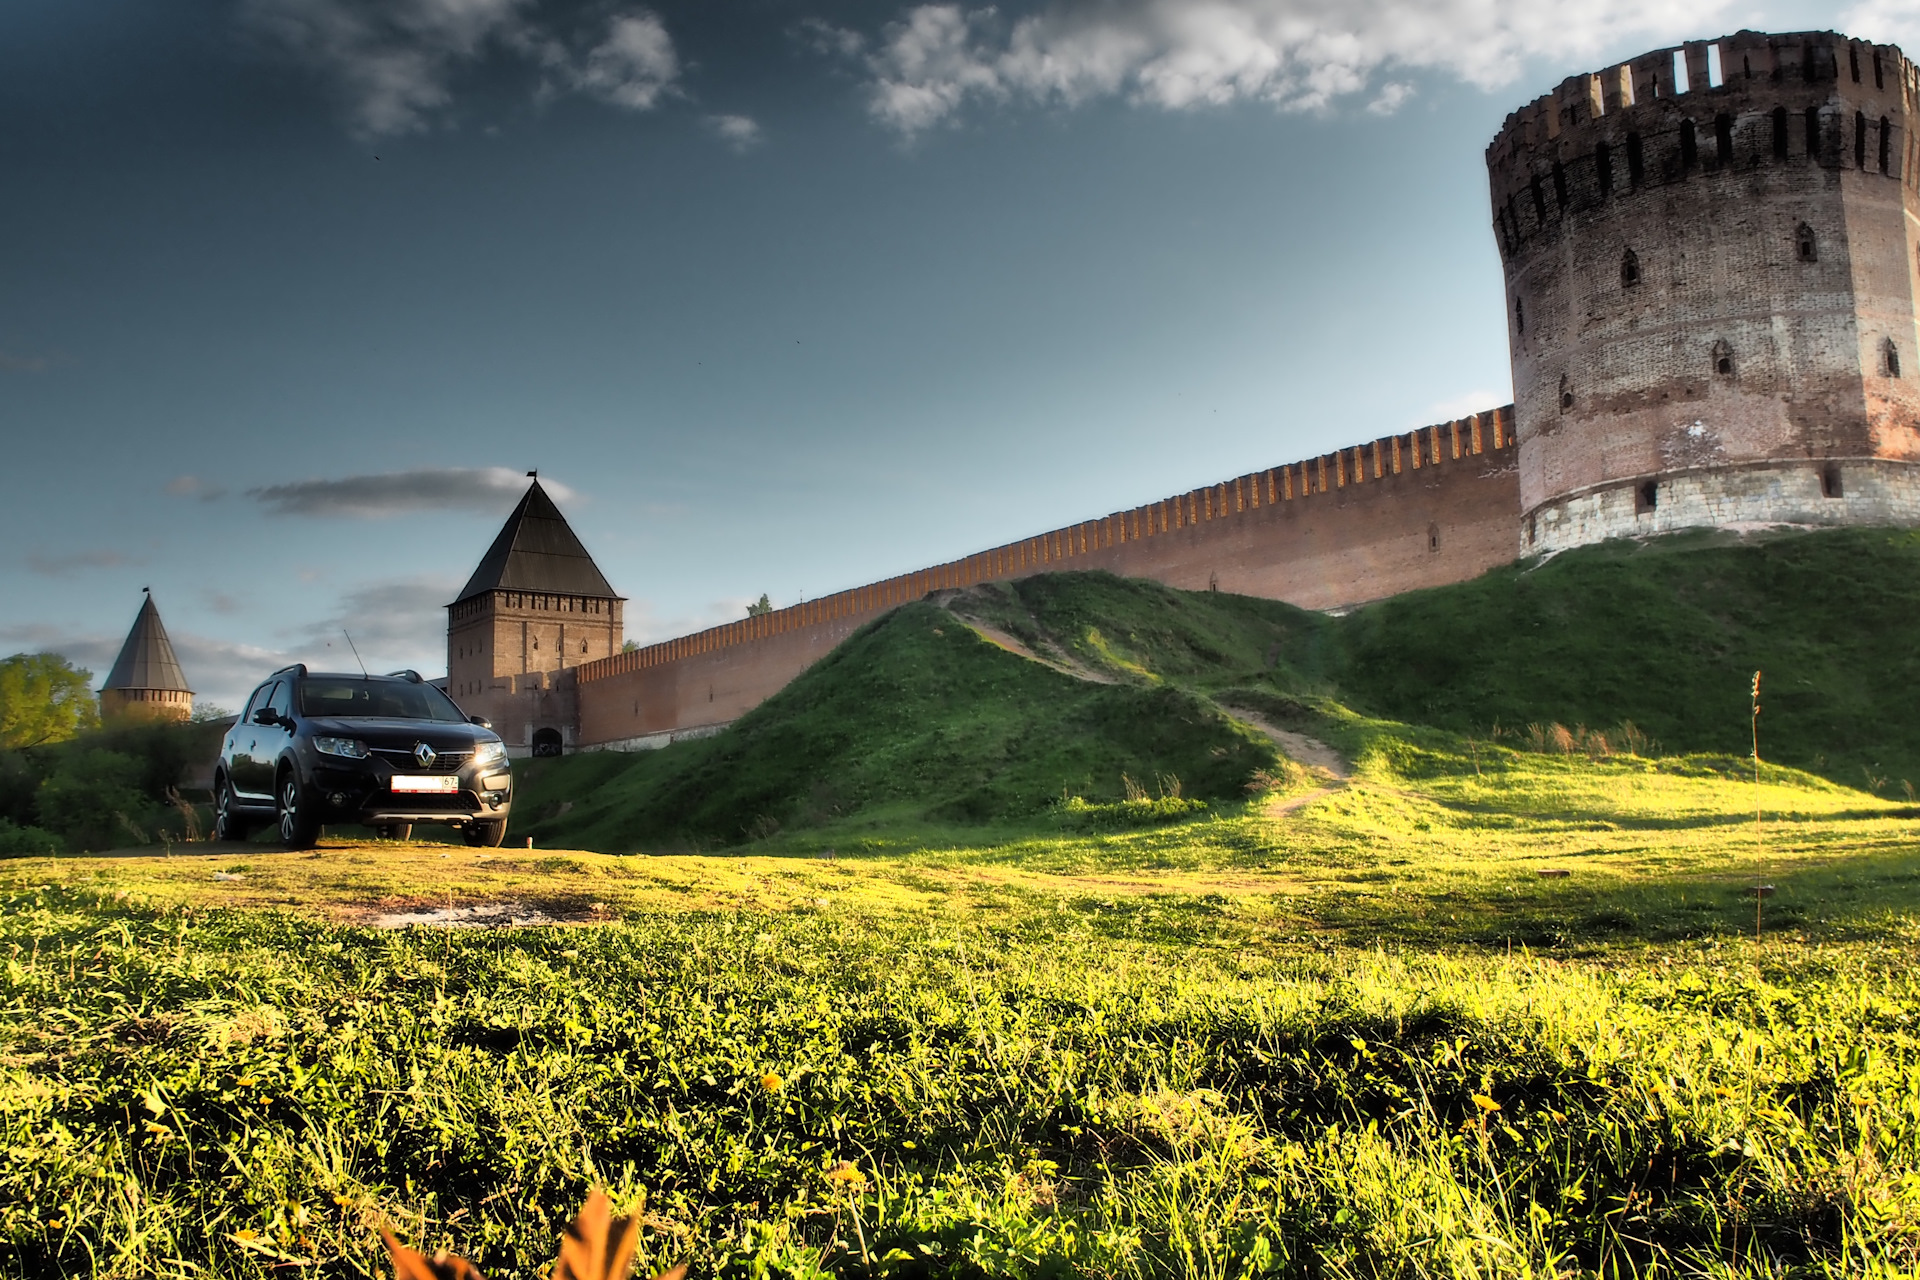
<box><xmin>249</xmin><ymin>466</ymin><xmax>577</xmax><ymax>518</ymax></box>
<box><xmin>707</xmin><ymin>113</ymin><xmax>763</xmax><ymax>150</ymax></box>
<box><xmin>240</xmin><ymin>0</ymin><xmax>682</xmax><ymax>136</ymax></box>
<box><xmin>842</xmin><ymin>0</ymin><xmax>1728</xmax><ymax>136</ymax></box>
<box><xmin>1842</xmin><ymin>0</ymin><xmax>1920</xmax><ymax>51</ymax></box>
<box><xmin>1419</xmin><ymin>389</ymin><xmax>1511</xmax><ymax>425</ymax></box>
<box><xmin>572</xmin><ymin>13</ymin><xmax>679</xmax><ymax>109</ymax></box>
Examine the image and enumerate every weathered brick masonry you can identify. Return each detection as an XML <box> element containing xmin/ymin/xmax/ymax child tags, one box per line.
<box><xmin>573</xmin><ymin>412</ymin><xmax>1517</xmax><ymax>749</ymax></box>
<box><xmin>1489</xmin><ymin>30</ymin><xmax>1920</xmax><ymax>552</ymax></box>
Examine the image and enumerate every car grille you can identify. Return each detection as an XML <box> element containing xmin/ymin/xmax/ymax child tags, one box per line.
<box><xmin>373</xmin><ymin>748</ymin><xmax>473</xmax><ymax>772</ymax></box>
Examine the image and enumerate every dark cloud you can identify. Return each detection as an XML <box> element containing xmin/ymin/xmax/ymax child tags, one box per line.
<box><xmin>288</xmin><ymin>575</ymin><xmax>463</xmax><ymax>674</ymax></box>
<box><xmin>248</xmin><ymin>466</ymin><xmax>572</xmax><ymax>518</ymax></box>
<box><xmin>166</xmin><ymin>475</ymin><xmax>228</xmax><ymax>502</ymax></box>
<box><xmin>239</xmin><ymin>0</ymin><xmax>681</xmax><ymax>137</ymax></box>
<box><xmin>0</xmin><ymin>624</ymin><xmax>294</xmax><ymax>708</ymax></box>
<box><xmin>0</xmin><ymin>350</ymin><xmax>52</xmax><ymax>373</ymax></box>
<box><xmin>24</xmin><ymin>548</ymin><xmax>142</xmax><ymax>577</ymax></box>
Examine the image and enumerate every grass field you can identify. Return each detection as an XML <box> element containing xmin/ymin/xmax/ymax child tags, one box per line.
<box><xmin>6</xmin><ymin>726</ymin><xmax>1919</xmax><ymax>1278</ymax></box>
<box><xmin>6</xmin><ymin>530</ymin><xmax>1920</xmax><ymax>1277</ymax></box>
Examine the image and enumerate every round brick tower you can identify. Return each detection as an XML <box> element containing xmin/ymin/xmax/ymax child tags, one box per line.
<box><xmin>1488</xmin><ymin>30</ymin><xmax>1920</xmax><ymax>553</ymax></box>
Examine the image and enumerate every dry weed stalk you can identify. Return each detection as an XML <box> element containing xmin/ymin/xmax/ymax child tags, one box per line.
<box><xmin>381</xmin><ymin>1190</ymin><xmax>684</xmax><ymax>1280</ymax></box>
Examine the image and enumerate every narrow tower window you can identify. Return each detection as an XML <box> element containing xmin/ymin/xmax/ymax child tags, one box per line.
<box><xmin>1821</xmin><ymin>464</ymin><xmax>1844</xmax><ymax>498</ymax></box>
<box><xmin>1875</xmin><ymin>49</ymin><xmax>1885</xmax><ymax>88</ymax></box>
<box><xmin>1886</xmin><ymin>338</ymin><xmax>1903</xmax><ymax>377</ymax></box>
<box><xmin>1626</xmin><ymin>133</ymin><xmax>1644</xmax><ymax>185</ymax></box>
<box><xmin>1552</xmin><ymin>161</ymin><xmax>1568</xmax><ymax>207</ymax></box>
<box><xmin>1857</xmin><ymin>111</ymin><xmax>1868</xmax><ymax>169</ymax></box>
<box><xmin>1806</xmin><ymin>107</ymin><xmax>1821</xmax><ymax>161</ymax></box>
<box><xmin>1850</xmin><ymin>44</ymin><xmax>1861</xmax><ymax>82</ymax></box>
<box><xmin>1712</xmin><ymin>339</ymin><xmax>1735</xmax><ymax>377</ymax></box>
<box><xmin>1559</xmin><ymin>375</ymin><xmax>1573</xmax><ymax>412</ymax></box>
<box><xmin>1531</xmin><ymin>174</ymin><xmax>1547</xmax><ymax>223</ymax></box>
<box><xmin>1595</xmin><ymin>142</ymin><xmax>1613</xmax><ymax>194</ymax></box>
<box><xmin>1715</xmin><ymin>113</ymin><xmax>1734</xmax><ymax>164</ymax></box>
<box><xmin>1636</xmin><ymin>481</ymin><xmax>1658</xmax><ymax>514</ymax></box>
<box><xmin>1621</xmin><ymin>248</ymin><xmax>1641</xmax><ymax>287</ymax></box>
<box><xmin>1680</xmin><ymin>119</ymin><xmax>1698</xmax><ymax>168</ymax></box>
<box><xmin>1428</xmin><ymin>523</ymin><xmax>1441</xmax><ymax>553</ymax></box>
<box><xmin>1796</xmin><ymin>223</ymin><xmax>1818</xmax><ymax>262</ymax></box>
<box><xmin>1515</xmin><ymin>296</ymin><xmax>1525</xmax><ymax>334</ymax></box>
<box><xmin>1772</xmin><ymin>107</ymin><xmax>1789</xmax><ymax>159</ymax></box>
<box><xmin>1881</xmin><ymin>117</ymin><xmax>1892</xmax><ymax>174</ymax></box>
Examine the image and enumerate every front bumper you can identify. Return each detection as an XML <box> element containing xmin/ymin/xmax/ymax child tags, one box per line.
<box><xmin>311</xmin><ymin>761</ymin><xmax>513</xmax><ymax>826</ymax></box>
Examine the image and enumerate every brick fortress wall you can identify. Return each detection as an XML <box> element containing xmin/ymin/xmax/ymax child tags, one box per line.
<box><xmin>1489</xmin><ymin>30</ymin><xmax>1920</xmax><ymax>554</ymax></box>
<box><xmin>573</xmin><ymin>408</ymin><xmax>1518</xmax><ymax>749</ymax></box>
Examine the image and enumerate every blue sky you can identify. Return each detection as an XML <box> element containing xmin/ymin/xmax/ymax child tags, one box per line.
<box><xmin>0</xmin><ymin>0</ymin><xmax>1876</xmax><ymax>708</ymax></box>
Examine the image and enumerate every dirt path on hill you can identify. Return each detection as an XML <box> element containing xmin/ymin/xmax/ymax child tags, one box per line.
<box><xmin>941</xmin><ymin>607</ymin><xmax>1119</xmax><ymax>684</ymax></box>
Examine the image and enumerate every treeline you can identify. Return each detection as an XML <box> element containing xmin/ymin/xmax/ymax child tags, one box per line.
<box><xmin>0</xmin><ymin>653</ymin><xmax>225</xmax><ymax>855</ymax></box>
<box><xmin>0</xmin><ymin>721</ymin><xmax>223</xmax><ymax>855</ymax></box>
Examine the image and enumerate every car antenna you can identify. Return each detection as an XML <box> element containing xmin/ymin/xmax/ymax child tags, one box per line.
<box><xmin>342</xmin><ymin>629</ymin><xmax>369</xmax><ymax>678</ymax></box>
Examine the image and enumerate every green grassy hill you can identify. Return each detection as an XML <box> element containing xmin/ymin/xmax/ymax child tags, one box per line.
<box><xmin>514</xmin><ymin>597</ymin><xmax>1283</xmax><ymax>850</ymax></box>
<box><xmin>520</xmin><ymin>527</ymin><xmax>1920</xmax><ymax>850</ymax></box>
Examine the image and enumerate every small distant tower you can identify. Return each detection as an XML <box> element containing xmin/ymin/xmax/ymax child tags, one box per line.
<box><xmin>99</xmin><ymin>590</ymin><xmax>193</xmax><ymax>724</ymax></box>
<box><xmin>446</xmin><ymin>477</ymin><xmax>624</xmax><ymax>754</ymax></box>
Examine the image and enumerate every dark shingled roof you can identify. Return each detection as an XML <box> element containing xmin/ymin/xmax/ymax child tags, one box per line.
<box><xmin>102</xmin><ymin>593</ymin><xmax>193</xmax><ymax>693</ymax></box>
<box><xmin>454</xmin><ymin>480</ymin><xmax>621</xmax><ymax>604</ymax></box>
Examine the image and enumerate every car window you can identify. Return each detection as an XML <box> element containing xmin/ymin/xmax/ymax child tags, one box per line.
<box><xmin>242</xmin><ymin>684</ymin><xmax>273</xmax><ymax>719</ymax></box>
<box><xmin>267</xmin><ymin>682</ymin><xmax>293</xmax><ymax>718</ymax></box>
<box><xmin>299</xmin><ymin>678</ymin><xmax>466</xmax><ymax>721</ymax></box>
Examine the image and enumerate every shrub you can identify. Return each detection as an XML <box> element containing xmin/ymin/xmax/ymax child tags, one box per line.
<box><xmin>0</xmin><ymin>818</ymin><xmax>60</xmax><ymax>857</ymax></box>
<box><xmin>36</xmin><ymin>749</ymin><xmax>163</xmax><ymax>852</ymax></box>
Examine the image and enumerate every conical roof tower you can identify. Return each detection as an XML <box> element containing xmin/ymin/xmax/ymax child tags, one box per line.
<box><xmin>100</xmin><ymin>590</ymin><xmax>194</xmax><ymax>724</ymax></box>
<box><xmin>445</xmin><ymin>476</ymin><xmax>624</xmax><ymax>754</ymax></box>
<box><xmin>454</xmin><ymin>479</ymin><xmax>619</xmax><ymax>603</ymax></box>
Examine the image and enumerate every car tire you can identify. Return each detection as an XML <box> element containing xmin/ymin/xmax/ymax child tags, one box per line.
<box><xmin>375</xmin><ymin>823</ymin><xmax>413</xmax><ymax>842</ymax></box>
<box><xmin>277</xmin><ymin>770</ymin><xmax>322</xmax><ymax>851</ymax></box>
<box><xmin>463</xmin><ymin>819</ymin><xmax>507</xmax><ymax>848</ymax></box>
<box><xmin>213</xmin><ymin>778</ymin><xmax>252</xmax><ymax>843</ymax></box>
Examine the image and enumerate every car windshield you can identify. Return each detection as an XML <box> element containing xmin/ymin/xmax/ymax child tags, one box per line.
<box><xmin>299</xmin><ymin>678</ymin><xmax>467</xmax><ymax>722</ymax></box>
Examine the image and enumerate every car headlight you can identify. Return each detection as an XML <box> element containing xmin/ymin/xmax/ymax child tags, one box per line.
<box><xmin>473</xmin><ymin>740</ymin><xmax>507</xmax><ymax>767</ymax></box>
<box><xmin>314</xmin><ymin>736</ymin><xmax>370</xmax><ymax>759</ymax></box>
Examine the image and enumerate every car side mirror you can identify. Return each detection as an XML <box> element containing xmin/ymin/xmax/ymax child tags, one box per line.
<box><xmin>467</xmin><ymin>715</ymin><xmax>492</xmax><ymax>729</ymax></box>
<box><xmin>252</xmin><ymin>708</ymin><xmax>280</xmax><ymax>727</ymax></box>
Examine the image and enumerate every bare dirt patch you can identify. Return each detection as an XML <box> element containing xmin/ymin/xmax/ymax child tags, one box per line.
<box><xmin>357</xmin><ymin>899</ymin><xmax>610</xmax><ymax>929</ymax></box>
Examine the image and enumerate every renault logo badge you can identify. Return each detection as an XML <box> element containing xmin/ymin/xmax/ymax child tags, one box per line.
<box><xmin>413</xmin><ymin>742</ymin><xmax>437</xmax><ymax>769</ymax></box>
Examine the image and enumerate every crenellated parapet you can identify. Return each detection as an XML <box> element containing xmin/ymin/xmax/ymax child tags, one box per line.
<box><xmin>578</xmin><ymin>407</ymin><xmax>1515</xmax><ymax>688</ymax></box>
<box><xmin>1488</xmin><ymin>31</ymin><xmax>1916</xmax><ymax>257</ymax></box>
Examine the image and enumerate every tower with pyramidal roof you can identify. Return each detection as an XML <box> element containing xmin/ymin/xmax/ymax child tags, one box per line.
<box><xmin>100</xmin><ymin>590</ymin><xmax>194</xmax><ymax>725</ymax></box>
<box><xmin>446</xmin><ymin>476</ymin><xmax>624</xmax><ymax>754</ymax></box>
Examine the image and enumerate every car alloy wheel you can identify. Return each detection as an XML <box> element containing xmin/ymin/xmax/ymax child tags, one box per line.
<box><xmin>278</xmin><ymin>773</ymin><xmax>320</xmax><ymax>850</ymax></box>
<box><xmin>214</xmin><ymin>780</ymin><xmax>248</xmax><ymax>842</ymax></box>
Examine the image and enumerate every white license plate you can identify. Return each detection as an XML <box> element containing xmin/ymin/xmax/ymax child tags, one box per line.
<box><xmin>392</xmin><ymin>775</ymin><xmax>460</xmax><ymax>793</ymax></box>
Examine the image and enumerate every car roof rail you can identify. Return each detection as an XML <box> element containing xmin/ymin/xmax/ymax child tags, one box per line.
<box><xmin>385</xmin><ymin>669</ymin><xmax>424</xmax><ymax>683</ymax></box>
<box><xmin>269</xmin><ymin>663</ymin><xmax>309</xmax><ymax>678</ymax></box>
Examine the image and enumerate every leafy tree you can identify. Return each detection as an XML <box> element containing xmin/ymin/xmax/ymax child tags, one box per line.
<box><xmin>747</xmin><ymin>594</ymin><xmax>773</xmax><ymax>617</ymax></box>
<box><xmin>621</xmin><ymin>640</ymin><xmax>641</xmax><ymax>653</ymax></box>
<box><xmin>0</xmin><ymin>653</ymin><xmax>98</xmax><ymax>750</ymax></box>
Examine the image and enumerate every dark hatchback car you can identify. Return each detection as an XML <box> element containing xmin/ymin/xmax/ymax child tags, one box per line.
<box><xmin>214</xmin><ymin>666</ymin><xmax>512</xmax><ymax>849</ymax></box>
